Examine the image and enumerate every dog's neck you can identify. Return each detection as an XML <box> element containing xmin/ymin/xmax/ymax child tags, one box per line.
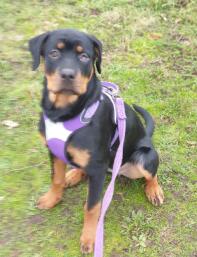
<box><xmin>41</xmin><ymin>74</ymin><xmax>102</xmax><ymax>122</ymax></box>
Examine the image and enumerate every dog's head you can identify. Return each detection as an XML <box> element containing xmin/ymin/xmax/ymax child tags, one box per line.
<box><xmin>29</xmin><ymin>29</ymin><xmax>102</xmax><ymax>107</ymax></box>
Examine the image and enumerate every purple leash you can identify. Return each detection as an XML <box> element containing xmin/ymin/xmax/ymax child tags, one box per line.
<box><xmin>94</xmin><ymin>97</ymin><xmax>127</xmax><ymax>257</ymax></box>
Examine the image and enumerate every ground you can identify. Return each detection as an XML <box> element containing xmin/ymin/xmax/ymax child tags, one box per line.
<box><xmin>0</xmin><ymin>0</ymin><xmax>196</xmax><ymax>257</ymax></box>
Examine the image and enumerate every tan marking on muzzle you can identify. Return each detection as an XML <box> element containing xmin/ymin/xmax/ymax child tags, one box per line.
<box><xmin>75</xmin><ymin>67</ymin><xmax>94</xmax><ymax>95</ymax></box>
<box><xmin>45</xmin><ymin>66</ymin><xmax>94</xmax><ymax>108</ymax></box>
<box><xmin>46</xmin><ymin>71</ymin><xmax>79</xmax><ymax>108</ymax></box>
<box><xmin>46</xmin><ymin>71</ymin><xmax>62</xmax><ymax>92</ymax></box>
<box><xmin>48</xmin><ymin>90</ymin><xmax>78</xmax><ymax>108</ymax></box>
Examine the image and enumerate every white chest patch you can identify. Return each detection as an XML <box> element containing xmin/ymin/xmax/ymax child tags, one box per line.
<box><xmin>45</xmin><ymin>117</ymin><xmax>72</xmax><ymax>142</ymax></box>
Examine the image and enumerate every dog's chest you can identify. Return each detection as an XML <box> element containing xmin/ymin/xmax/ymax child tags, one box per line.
<box><xmin>44</xmin><ymin>101</ymin><xmax>100</xmax><ymax>163</ymax></box>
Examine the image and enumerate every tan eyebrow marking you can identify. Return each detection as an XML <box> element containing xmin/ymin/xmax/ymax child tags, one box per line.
<box><xmin>57</xmin><ymin>41</ymin><xmax>65</xmax><ymax>49</ymax></box>
<box><xmin>76</xmin><ymin>45</ymin><xmax>84</xmax><ymax>53</ymax></box>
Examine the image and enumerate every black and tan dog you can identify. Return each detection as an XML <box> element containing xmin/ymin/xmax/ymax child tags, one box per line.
<box><xmin>29</xmin><ymin>29</ymin><xmax>164</xmax><ymax>254</ymax></box>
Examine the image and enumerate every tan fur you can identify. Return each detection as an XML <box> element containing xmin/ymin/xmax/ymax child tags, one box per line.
<box><xmin>119</xmin><ymin>162</ymin><xmax>164</xmax><ymax>206</ymax></box>
<box><xmin>45</xmin><ymin>68</ymin><xmax>93</xmax><ymax>108</ymax></box>
<box><xmin>54</xmin><ymin>93</ymin><xmax>78</xmax><ymax>108</ymax></box>
<box><xmin>37</xmin><ymin>158</ymin><xmax>66</xmax><ymax>209</ymax></box>
<box><xmin>45</xmin><ymin>71</ymin><xmax>62</xmax><ymax>92</ymax></box>
<box><xmin>119</xmin><ymin>163</ymin><xmax>152</xmax><ymax>180</ymax></box>
<box><xmin>74</xmin><ymin>70</ymin><xmax>94</xmax><ymax>95</ymax></box>
<box><xmin>57</xmin><ymin>41</ymin><xmax>65</xmax><ymax>49</ymax></box>
<box><xmin>48</xmin><ymin>91</ymin><xmax>57</xmax><ymax>103</ymax></box>
<box><xmin>80</xmin><ymin>202</ymin><xmax>101</xmax><ymax>254</ymax></box>
<box><xmin>145</xmin><ymin>175</ymin><xmax>164</xmax><ymax>206</ymax></box>
<box><xmin>65</xmin><ymin>168</ymin><xmax>86</xmax><ymax>188</ymax></box>
<box><xmin>67</xmin><ymin>145</ymin><xmax>90</xmax><ymax>168</ymax></box>
<box><xmin>76</xmin><ymin>45</ymin><xmax>84</xmax><ymax>53</ymax></box>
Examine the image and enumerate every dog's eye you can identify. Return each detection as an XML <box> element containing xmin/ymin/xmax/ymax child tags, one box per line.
<box><xmin>79</xmin><ymin>53</ymin><xmax>90</xmax><ymax>62</ymax></box>
<box><xmin>49</xmin><ymin>49</ymin><xmax>60</xmax><ymax>59</ymax></box>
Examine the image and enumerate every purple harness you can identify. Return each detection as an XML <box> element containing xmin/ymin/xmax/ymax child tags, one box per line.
<box><xmin>44</xmin><ymin>82</ymin><xmax>119</xmax><ymax>164</ymax></box>
<box><xmin>44</xmin><ymin>81</ymin><xmax>126</xmax><ymax>257</ymax></box>
<box><xmin>44</xmin><ymin>101</ymin><xmax>99</xmax><ymax>163</ymax></box>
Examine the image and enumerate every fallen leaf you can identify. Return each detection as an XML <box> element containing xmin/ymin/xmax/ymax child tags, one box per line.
<box><xmin>149</xmin><ymin>33</ymin><xmax>162</xmax><ymax>40</ymax></box>
<box><xmin>1</xmin><ymin>120</ymin><xmax>19</xmax><ymax>129</ymax></box>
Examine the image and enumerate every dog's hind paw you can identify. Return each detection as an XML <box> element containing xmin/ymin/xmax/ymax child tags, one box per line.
<box><xmin>65</xmin><ymin>168</ymin><xmax>86</xmax><ymax>188</ymax></box>
<box><xmin>145</xmin><ymin>176</ymin><xmax>164</xmax><ymax>206</ymax></box>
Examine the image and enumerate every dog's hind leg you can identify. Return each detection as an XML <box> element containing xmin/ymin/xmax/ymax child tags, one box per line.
<box><xmin>119</xmin><ymin>148</ymin><xmax>164</xmax><ymax>206</ymax></box>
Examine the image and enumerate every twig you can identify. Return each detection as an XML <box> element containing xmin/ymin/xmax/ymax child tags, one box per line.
<box><xmin>8</xmin><ymin>161</ymin><xmax>47</xmax><ymax>173</ymax></box>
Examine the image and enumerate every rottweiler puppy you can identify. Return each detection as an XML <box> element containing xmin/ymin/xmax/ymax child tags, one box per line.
<box><xmin>29</xmin><ymin>29</ymin><xmax>164</xmax><ymax>254</ymax></box>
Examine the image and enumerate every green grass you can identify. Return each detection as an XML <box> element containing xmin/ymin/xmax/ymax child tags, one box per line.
<box><xmin>0</xmin><ymin>0</ymin><xmax>196</xmax><ymax>256</ymax></box>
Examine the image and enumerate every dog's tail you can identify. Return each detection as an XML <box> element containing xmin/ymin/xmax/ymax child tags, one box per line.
<box><xmin>133</xmin><ymin>104</ymin><xmax>155</xmax><ymax>137</ymax></box>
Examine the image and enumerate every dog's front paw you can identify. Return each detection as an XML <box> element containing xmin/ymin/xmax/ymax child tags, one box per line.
<box><xmin>37</xmin><ymin>190</ymin><xmax>62</xmax><ymax>209</ymax></box>
<box><xmin>80</xmin><ymin>235</ymin><xmax>94</xmax><ymax>254</ymax></box>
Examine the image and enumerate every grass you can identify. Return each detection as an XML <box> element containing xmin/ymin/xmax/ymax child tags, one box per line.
<box><xmin>0</xmin><ymin>0</ymin><xmax>196</xmax><ymax>256</ymax></box>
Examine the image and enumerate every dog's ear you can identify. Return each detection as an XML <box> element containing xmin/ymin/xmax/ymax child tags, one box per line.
<box><xmin>88</xmin><ymin>35</ymin><xmax>102</xmax><ymax>74</ymax></box>
<box><xmin>29</xmin><ymin>32</ymin><xmax>50</xmax><ymax>70</ymax></box>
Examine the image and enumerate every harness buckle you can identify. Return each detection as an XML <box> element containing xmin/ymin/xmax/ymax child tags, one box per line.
<box><xmin>102</xmin><ymin>81</ymin><xmax>119</xmax><ymax>98</ymax></box>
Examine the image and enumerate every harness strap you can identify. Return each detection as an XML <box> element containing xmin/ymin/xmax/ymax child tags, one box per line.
<box><xmin>94</xmin><ymin>97</ymin><xmax>126</xmax><ymax>257</ymax></box>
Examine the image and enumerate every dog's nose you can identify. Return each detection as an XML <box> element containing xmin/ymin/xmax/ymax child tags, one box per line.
<box><xmin>60</xmin><ymin>69</ymin><xmax>76</xmax><ymax>80</ymax></box>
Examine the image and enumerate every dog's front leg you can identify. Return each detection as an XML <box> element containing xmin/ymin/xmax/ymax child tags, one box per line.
<box><xmin>37</xmin><ymin>153</ymin><xmax>66</xmax><ymax>209</ymax></box>
<box><xmin>80</xmin><ymin>173</ymin><xmax>105</xmax><ymax>254</ymax></box>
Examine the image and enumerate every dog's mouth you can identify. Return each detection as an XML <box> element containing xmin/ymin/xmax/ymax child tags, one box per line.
<box><xmin>46</xmin><ymin>71</ymin><xmax>90</xmax><ymax>97</ymax></box>
<box><xmin>48</xmin><ymin>87</ymin><xmax>80</xmax><ymax>96</ymax></box>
